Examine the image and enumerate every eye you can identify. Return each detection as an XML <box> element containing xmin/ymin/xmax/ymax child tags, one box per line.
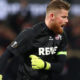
<box><xmin>62</xmin><ymin>16</ymin><xmax>68</xmax><ymax>19</ymax></box>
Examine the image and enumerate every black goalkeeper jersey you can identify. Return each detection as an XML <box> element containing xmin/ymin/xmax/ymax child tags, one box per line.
<box><xmin>7</xmin><ymin>22</ymin><xmax>67</xmax><ymax>80</ymax></box>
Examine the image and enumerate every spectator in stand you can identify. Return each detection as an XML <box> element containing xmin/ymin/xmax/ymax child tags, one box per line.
<box><xmin>8</xmin><ymin>0</ymin><xmax>32</xmax><ymax>34</ymax></box>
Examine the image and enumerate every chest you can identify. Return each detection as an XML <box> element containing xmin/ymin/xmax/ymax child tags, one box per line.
<box><xmin>32</xmin><ymin>33</ymin><xmax>62</xmax><ymax>56</ymax></box>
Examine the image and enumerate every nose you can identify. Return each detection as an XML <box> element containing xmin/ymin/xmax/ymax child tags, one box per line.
<box><xmin>65</xmin><ymin>18</ymin><xmax>68</xmax><ymax>23</ymax></box>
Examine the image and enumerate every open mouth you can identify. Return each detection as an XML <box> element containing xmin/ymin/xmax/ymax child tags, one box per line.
<box><xmin>61</xmin><ymin>25</ymin><xmax>64</xmax><ymax>28</ymax></box>
<box><xmin>61</xmin><ymin>24</ymin><xmax>66</xmax><ymax>28</ymax></box>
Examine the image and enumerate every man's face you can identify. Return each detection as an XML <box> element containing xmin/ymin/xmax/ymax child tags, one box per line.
<box><xmin>51</xmin><ymin>9</ymin><xmax>69</xmax><ymax>34</ymax></box>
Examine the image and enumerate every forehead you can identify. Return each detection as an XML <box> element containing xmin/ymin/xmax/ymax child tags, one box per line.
<box><xmin>54</xmin><ymin>9</ymin><xmax>69</xmax><ymax>16</ymax></box>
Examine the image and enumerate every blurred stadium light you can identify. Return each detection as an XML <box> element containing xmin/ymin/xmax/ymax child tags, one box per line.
<box><xmin>0</xmin><ymin>0</ymin><xmax>9</xmax><ymax>20</ymax></box>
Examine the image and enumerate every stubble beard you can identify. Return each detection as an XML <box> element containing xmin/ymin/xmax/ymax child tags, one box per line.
<box><xmin>51</xmin><ymin>23</ymin><xmax>63</xmax><ymax>34</ymax></box>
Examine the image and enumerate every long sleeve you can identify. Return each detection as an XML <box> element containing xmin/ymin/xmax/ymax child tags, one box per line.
<box><xmin>50</xmin><ymin>32</ymin><xmax>67</xmax><ymax>73</ymax></box>
<box><xmin>0</xmin><ymin>50</ymin><xmax>13</xmax><ymax>74</ymax></box>
<box><xmin>50</xmin><ymin>55</ymin><xmax>67</xmax><ymax>73</ymax></box>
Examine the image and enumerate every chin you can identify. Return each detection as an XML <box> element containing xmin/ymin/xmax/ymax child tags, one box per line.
<box><xmin>53</xmin><ymin>26</ymin><xmax>63</xmax><ymax>34</ymax></box>
<box><xmin>54</xmin><ymin>29</ymin><xmax>63</xmax><ymax>34</ymax></box>
<box><xmin>56</xmin><ymin>28</ymin><xmax>63</xmax><ymax>34</ymax></box>
<box><xmin>59</xmin><ymin>30</ymin><xmax>63</xmax><ymax>34</ymax></box>
<box><xmin>59</xmin><ymin>28</ymin><xmax>63</xmax><ymax>34</ymax></box>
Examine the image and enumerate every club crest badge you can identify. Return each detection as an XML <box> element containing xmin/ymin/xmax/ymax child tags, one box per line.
<box><xmin>55</xmin><ymin>34</ymin><xmax>62</xmax><ymax>40</ymax></box>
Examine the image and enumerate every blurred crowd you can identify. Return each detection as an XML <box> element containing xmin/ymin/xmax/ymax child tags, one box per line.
<box><xmin>0</xmin><ymin>0</ymin><xmax>46</xmax><ymax>56</ymax></box>
<box><xmin>0</xmin><ymin>0</ymin><xmax>80</xmax><ymax>80</ymax></box>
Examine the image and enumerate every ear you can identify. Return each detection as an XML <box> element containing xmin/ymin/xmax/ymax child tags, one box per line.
<box><xmin>50</xmin><ymin>13</ymin><xmax>55</xmax><ymax>21</ymax></box>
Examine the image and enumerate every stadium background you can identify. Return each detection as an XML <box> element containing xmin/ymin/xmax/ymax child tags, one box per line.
<box><xmin>0</xmin><ymin>0</ymin><xmax>80</xmax><ymax>80</ymax></box>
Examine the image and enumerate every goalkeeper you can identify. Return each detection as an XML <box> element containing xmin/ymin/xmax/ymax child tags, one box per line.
<box><xmin>0</xmin><ymin>0</ymin><xmax>70</xmax><ymax>80</ymax></box>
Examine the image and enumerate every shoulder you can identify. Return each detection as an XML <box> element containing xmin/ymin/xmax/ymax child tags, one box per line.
<box><xmin>16</xmin><ymin>22</ymin><xmax>44</xmax><ymax>39</ymax></box>
<box><xmin>32</xmin><ymin>22</ymin><xmax>45</xmax><ymax>32</ymax></box>
<box><xmin>17</xmin><ymin>22</ymin><xmax>45</xmax><ymax>40</ymax></box>
<box><xmin>17</xmin><ymin>28</ymin><xmax>34</xmax><ymax>39</ymax></box>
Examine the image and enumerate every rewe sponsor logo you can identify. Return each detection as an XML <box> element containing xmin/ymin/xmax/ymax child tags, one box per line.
<box><xmin>38</xmin><ymin>46</ymin><xmax>58</xmax><ymax>55</ymax></box>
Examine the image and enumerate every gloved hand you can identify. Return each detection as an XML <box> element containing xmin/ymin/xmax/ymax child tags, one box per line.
<box><xmin>0</xmin><ymin>74</ymin><xmax>2</xmax><ymax>80</ymax></box>
<box><xmin>29</xmin><ymin>55</ymin><xmax>51</xmax><ymax>70</ymax></box>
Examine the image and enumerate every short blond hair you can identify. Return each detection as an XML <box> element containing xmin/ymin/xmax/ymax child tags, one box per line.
<box><xmin>46</xmin><ymin>0</ymin><xmax>70</xmax><ymax>14</ymax></box>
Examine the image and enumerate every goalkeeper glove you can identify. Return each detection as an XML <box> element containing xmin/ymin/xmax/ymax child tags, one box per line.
<box><xmin>0</xmin><ymin>74</ymin><xmax>2</xmax><ymax>80</ymax></box>
<box><xmin>29</xmin><ymin>55</ymin><xmax>51</xmax><ymax>70</ymax></box>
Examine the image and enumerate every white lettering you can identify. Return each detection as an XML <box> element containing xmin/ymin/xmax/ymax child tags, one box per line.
<box><xmin>38</xmin><ymin>46</ymin><xmax>58</xmax><ymax>55</ymax></box>
<box><xmin>39</xmin><ymin>48</ymin><xmax>45</xmax><ymax>55</ymax></box>
<box><xmin>45</xmin><ymin>47</ymin><xmax>50</xmax><ymax>55</ymax></box>
<box><xmin>50</xmin><ymin>47</ymin><xmax>58</xmax><ymax>54</ymax></box>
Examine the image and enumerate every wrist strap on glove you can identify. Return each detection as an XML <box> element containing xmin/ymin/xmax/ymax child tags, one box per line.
<box><xmin>44</xmin><ymin>61</ymin><xmax>51</xmax><ymax>70</ymax></box>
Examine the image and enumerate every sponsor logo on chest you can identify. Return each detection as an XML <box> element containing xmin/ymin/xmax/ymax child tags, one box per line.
<box><xmin>38</xmin><ymin>46</ymin><xmax>58</xmax><ymax>55</ymax></box>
